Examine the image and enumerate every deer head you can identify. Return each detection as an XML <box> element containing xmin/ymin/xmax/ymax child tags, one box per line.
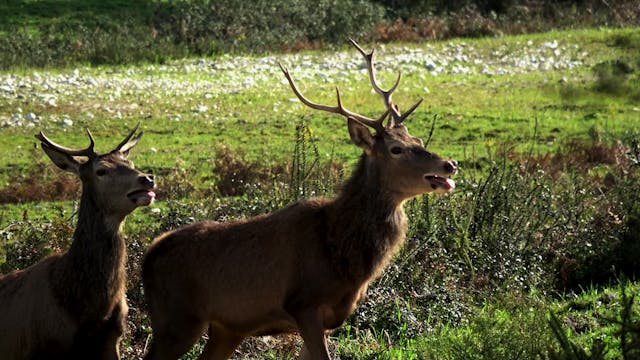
<box><xmin>280</xmin><ymin>40</ymin><xmax>457</xmax><ymax>201</ymax></box>
<box><xmin>35</xmin><ymin>124</ymin><xmax>156</xmax><ymax>217</ymax></box>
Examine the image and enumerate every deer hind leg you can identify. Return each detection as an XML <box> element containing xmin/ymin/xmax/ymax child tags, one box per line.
<box><xmin>295</xmin><ymin>309</ymin><xmax>330</xmax><ymax>360</ymax></box>
<box><xmin>144</xmin><ymin>314</ymin><xmax>208</xmax><ymax>360</ymax></box>
<box><xmin>197</xmin><ymin>325</ymin><xmax>244</xmax><ymax>360</ymax></box>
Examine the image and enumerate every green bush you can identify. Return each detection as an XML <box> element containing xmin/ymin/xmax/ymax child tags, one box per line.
<box><xmin>0</xmin><ymin>210</ymin><xmax>73</xmax><ymax>274</ymax></box>
<box><xmin>151</xmin><ymin>0</ymin><xmax>384</xmax><ymax>53</ymax></box>
<box><xmin>2</xmin><ymin>0</ymin><xmax>639</xmax><ymax>68</ymax></box>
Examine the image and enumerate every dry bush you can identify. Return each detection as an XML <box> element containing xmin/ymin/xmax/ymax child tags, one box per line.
<box><xmin>0</xmin><ymin>175</ymin><xmax>78</xmax><ymax>204</ymax></box>
<box><xmin>213</xmin><ymin>145</ymin><xmax>276</xmax><ymax>197</ymax></box>
<box><xmin>511</xmin><ymin>139</ymin><xmax>631</xmax><ymax>180</ymax></box>
<box><xmin>375</xmin><ymin>18</ymin><xmax>424</xmax><ymax>42</ymax></box>
<box><xmin>374</xmin><ymin>6</ymin><xmax>501</xmax><ymax>42</ymax></box>
<box><xmin>414</xmin><ymin>16</ymin><xmax>450</xmax><ymax>40</ymax></box>
<box><xmin>0</xmin><ymin>165</ymin><xmax>79</xmax><ymax>204</ymax></box>
<box><xmin>371</xmin><ymin>1</ymin><xmax>640</xmax><ymax>43</ymax></box>
<box><xmin>449</xmin><ymin>5</ymin><xmax>499</xmax><ymax>38</ymax></box>
<box><xmin>154</xmin><ymin>160</ymin><xmax>197</xmax><ymax>200</ymax></box>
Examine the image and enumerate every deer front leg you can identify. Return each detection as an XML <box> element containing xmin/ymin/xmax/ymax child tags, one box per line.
<box><xmin>298</xmin><ymin>335</ymin><xmax>330</xmax><ymax>360</ymax></box>
<box><xmin>100</xmin><ymin>301</ymin><xmax>127</xmax><ymax>360</ymax></box>
<box><xmin>70</xmin><ymin>302</ymin><xmax>126</xmax><ymax>360</ymax></box>
<box><xmin>295</xmin><ymin>309</ymin><xmax>330</xmax><ymax>360</ymax></box>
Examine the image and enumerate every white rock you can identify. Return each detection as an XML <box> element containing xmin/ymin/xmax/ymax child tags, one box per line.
<box><xmin>424</xmin><ymin>60</ymin><xmax>437</xmax><ymax>71</ymax></box>
<box><xmin>0</xmin><ymin>85</ymin><xmax>14</xmax><ymax>93</ymax></box>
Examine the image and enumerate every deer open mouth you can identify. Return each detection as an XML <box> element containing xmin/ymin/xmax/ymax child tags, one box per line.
<box><xmin>425</xmin><ymin>175</ymin><xmax>456</xmax><ymax>192</ymax></box>
<box><xmin>127</xmin><ymin>189</ymin><xmax>156</xmax><ymax>205</ymax></box>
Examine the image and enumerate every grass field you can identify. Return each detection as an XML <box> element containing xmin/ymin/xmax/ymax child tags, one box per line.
<box><xmin>1</xmin><ymin>27</ymin><xmax>639</xmax><ymax>359</ymax></box>
<box><xmin>1</xmin><ymin>28</ymin><xmax>638</xmax><ymax>183</ymax></box>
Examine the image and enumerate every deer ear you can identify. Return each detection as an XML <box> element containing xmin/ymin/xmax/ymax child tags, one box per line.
<box><xmin>348</xmin><ymin>117</ymin><xmax>375</xmax><ymax>153</ymax></box>
<box><xmin>40</xmin><ymin>144</ymin><xmax>82</xmax><ymax>175</ymax></box>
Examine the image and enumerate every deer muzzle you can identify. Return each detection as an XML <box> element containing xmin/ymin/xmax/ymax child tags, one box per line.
<box><xmin>425</xmin><ymin>160</ymin><xmax>457</xmax><ymax>193</ymax></box>
<box><xmin>127</xmin><ymin>174</ymin><xmax>156</xmax><ymax>205</ymax></box>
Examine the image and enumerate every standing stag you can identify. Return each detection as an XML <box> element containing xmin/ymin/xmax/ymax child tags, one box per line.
<box><xmin>142</xmin><ymin>40</ymin><xmax>457</xmax><ymax>360</ymax></box>
<box><xmin>0</xmin><ymin>125</ymin><xmax>156</xmax><ymax>360</ymax></box>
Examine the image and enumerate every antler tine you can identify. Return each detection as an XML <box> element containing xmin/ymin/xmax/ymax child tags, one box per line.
<box><xmin>279</xmin><ymin>62</ymin><xmax>385</xmax><ymax>133</ymax></box>
<box><xmin>349</xmin><ymin>39</ymin><xmax>403</xmax><ymax>125</ymax></box>
<box><xmin>114</xmin><ymin>122</ymin><xmax>140</xmax><ymax>152</ymax></box>
<box><xmin>396</xmin><ymin>98</ymin><xmax>423</xmax><ymax>125</ymax></box>
<box><xmin>35</xmin><ymin>129</ymin><xmax>96</xmax><ymax>157</ymax></box>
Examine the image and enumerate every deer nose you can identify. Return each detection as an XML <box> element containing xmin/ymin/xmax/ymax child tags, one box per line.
<box><xmin>444</xmin><ymin>160</ymin><xmax>458</xmax><ymax>174</ymax></box>
<box><xmin>139</xmin><ymin>174</ymin><xmax>155</xmax><ymax>187</ymax></box>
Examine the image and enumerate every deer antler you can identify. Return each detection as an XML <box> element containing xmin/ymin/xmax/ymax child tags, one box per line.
<box><xmin>35</xmin><ymin>129</ymin><xmax>97</xmax><ymax>157</ymax></box>
<box><xmin>279</xmin><ymin>63</ymin><xmax>388</xmax><ymax>133</ymax></box>
<box><xmin>113</xmin><ymin>123</ymin><xmax>143</xmax><ymax>153</ymax></box>
<box><xmin>349</xmin><ymin>39</ymin><xmax>423</xmax><ymax>127</ymax></box>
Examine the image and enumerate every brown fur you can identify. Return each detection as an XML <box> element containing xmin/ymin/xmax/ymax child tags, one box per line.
<box><xmin>142</xmin><ymin>119</ymin><xmax>457</xmax><ymax>360</ymax></box>
<box><xmin>0</xmin><ymin>129</ymin><xmax>154</xmax><ymax>360</ymax></box>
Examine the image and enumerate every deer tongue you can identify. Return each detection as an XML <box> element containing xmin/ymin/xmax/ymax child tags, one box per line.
<box><xmin>426</xmin><ymin>175</ymin><xmax>456</xmax><ymax>190</ymax></box>
<box><xmin>127</xmin><ymin>189</ymin><xmax>156</xmax><ymax>204</ymax></box>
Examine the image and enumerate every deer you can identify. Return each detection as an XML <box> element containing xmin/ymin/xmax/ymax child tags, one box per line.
<box><xmin>0</xmin><ymin>125</ymin><xmax>156</xmax><ymax>360</ymax></box>
<box><xmin>141</xmin><ymin>40</ymin><xmax>457</xmax><ymax>360</ymax></box>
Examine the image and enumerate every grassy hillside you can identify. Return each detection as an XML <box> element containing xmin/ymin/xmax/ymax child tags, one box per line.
<box><xmin>1</xmin><ymin>28</ymin><xmax>639</xmax><ymax>186</ymax></box>
<box><xmin>0</xmin><ymin>27</ymin><xmax>639</xmax><ymax>359</ymax></box>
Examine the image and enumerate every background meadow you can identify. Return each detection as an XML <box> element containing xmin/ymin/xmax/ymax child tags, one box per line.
<box><xmin>1</xmin><ymin>1</ymin><xmax>639</xmax><ymax>358</ymax></box>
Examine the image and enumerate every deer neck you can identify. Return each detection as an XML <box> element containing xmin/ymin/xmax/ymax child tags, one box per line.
<box><xmin>52</xmin><ymin>185</ymin><xmax>127</xmax><ymax>322</ymax></box>
<box><xmin>328</xmin><ymin>154</ymin><xmax>408</xmax><ymax>281</ymax></box>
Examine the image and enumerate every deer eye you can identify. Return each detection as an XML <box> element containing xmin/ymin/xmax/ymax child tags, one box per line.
<box><xmin>390</xmin><ymin>147</ymin><xmax>403</xmax><ymax>155</ymax></box>
<box><xmin>96</xmin><ymin>169</ymin><xmax>107</xmax><ymax>176</ymax></box>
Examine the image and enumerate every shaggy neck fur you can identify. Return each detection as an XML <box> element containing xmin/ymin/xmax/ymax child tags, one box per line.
<box><xmin>50</xmin><ymin>184</ymin><xmax>127</xmax><ymax>325</ymax></box>
<box><xmin>327</xmin><ymin>154</ymin><xmax>407</xmax><ymax>281</ymax></box>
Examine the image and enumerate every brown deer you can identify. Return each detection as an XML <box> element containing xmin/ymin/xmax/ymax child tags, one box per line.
<box><xmin>0</xmin><ymin>125</ymin><xmax>156</xmax><ymax>360</ymax></box>
<box><xmin>141</xmin><ymin>40</ymin><xmax>457</xmax><ymax>360</ymax></box>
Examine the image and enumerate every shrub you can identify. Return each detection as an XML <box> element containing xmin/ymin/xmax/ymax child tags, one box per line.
<box><xmin>151</xmin><ymin>0</ymin><xmax>385</xmax><ymax>53</ymax></box>
<box><xmin>0</xmin><ymin>210</ymin><xmax>73</xmax><ymax>274</ymax></box>
<box><xmin>2</xmin><ymin>1</ymin><xmax>640</xmax><ymax>68</ymax></box>
<box><xmin>213</xmin><ymin>145</ymin><xmax>273</xmax><ymax>197</ymax></box>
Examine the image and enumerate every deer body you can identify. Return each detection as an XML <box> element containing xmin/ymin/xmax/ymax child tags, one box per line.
<box><xmin>143</xmin><ymin>40</ymin><xmax>457</xmax><ymax>360</ymax></box>
<box><xmin>0</xmin><ymin>126</ymin><xmax>155</xmax><ymax>360</ymax></box>
<box><xmin>143</xmin><ymin>155</ymin><xmax>412</xmax><ymax>360</ymax></box>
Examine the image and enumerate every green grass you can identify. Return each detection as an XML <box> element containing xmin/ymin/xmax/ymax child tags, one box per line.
<box><xmin>330</xmin><ymin>282</ymin><xmax>640</xmax><ymax>360</ymax></box>
<box><xmin>1</xmin><ymin>27</ymin><xmax>639</xmax><ymax>189</ymax></box>
<box><xmin>1</xmin><ymin>27</ymin><xmax>640</xmax><ymax>359</ymax></box>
